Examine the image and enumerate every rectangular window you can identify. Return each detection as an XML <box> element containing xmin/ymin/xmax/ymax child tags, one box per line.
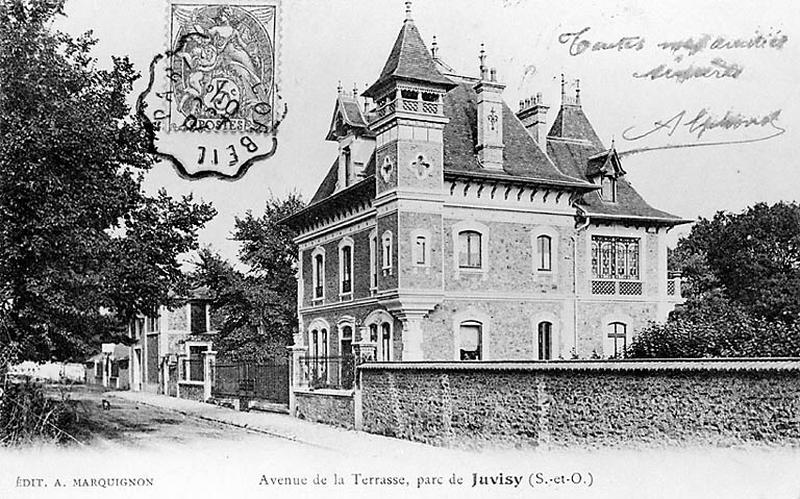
<box><xmin>458</xmin><ymin>231</ymin><xmax>482</xmax><ymax>269</ymax></box>
<box><xmin>414</xmin><ymin>235</ymin><xmax>427</xmax><ymax>265</ymax></box>
<box><xmin>381</xmin><ymin>323</ymin><xmax>391</xmax><ymax>361</ymax></box>
<box><xmin>341</xmin><ymin>246</ymin><xmax>352</xmax><ymax>294</ymax></box>
<box><xmin>601</xmin><ymin>176</ymin><xmax>616</xmax><ymax>202</ymax></box>
<box><xmin>591</xmin><ymin>236</ymin><xmax>639</xmax><ymax>280</ymax></box>
<box><xmin>343</xmin><ymin>148</ymin><xmax>352</xmax><ymax>187</ymax></box>
<box><xmin>370</xmin><ymin>236</ymin><xmax>378</xmax><ymax>288</ymax></box>
<box><xmin>190</xmin><ymin>302</ymin><xmax>206</xmax><ymax>334</ymax></box>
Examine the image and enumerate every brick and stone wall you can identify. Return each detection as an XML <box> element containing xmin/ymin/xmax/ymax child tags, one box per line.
<box><xmin>294</xmin><ymin>390</ymin><xmax>355</xmax><ymax>429</ymax></box>
<box><xmin>359</xmin><ymin>360</ymin><xmax>800</xmax><ymax>449</ymax></box>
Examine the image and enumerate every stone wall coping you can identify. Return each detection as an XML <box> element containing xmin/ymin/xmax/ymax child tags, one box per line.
<box><xmin>177</xmin><ymin>380</ymin><xmax>205</xmax><ymax>385</ymax></box>
<box><xmin>294</xmin><ymin>388</ymin><xmax>354</xmax><ymax>398</ymax></box>
<box><xmin>358</xmin><ymin>358</ymin><xmax>800</xmax><ymax>372</ymax></box>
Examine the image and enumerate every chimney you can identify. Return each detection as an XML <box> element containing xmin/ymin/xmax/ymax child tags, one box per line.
<box><xmin>473</xmin><ymin>47</ymin><xmax>505</xmax><ymax>170</ymax></box>
<box><xmin>517</xmin><ymin>93</ymin><xmax>550</xmax><ymax>146</ymax></box>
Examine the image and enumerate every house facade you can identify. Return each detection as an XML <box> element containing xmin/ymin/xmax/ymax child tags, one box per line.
<box><xmin>127</xmin><ymin>288</ymin><xmax>215</xmax><ymax>398</ymax></box>
<box><xmin>284</xmin><ymin>7</ymin><xmax>687</xmax><ymax>374</ymax></box>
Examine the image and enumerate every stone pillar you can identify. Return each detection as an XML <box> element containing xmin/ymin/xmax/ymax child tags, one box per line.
<box><xmin>401</xmin><ymin>317</ymin><xmax>424</xmax><ymax>361</ymax></box>
<box><xmin>287</xmin><ymin>345</ymin><xmax>308</xmax><ymax>416</ymax></box>
<box><xmin>203</xmin><ymin>350</ymin><xmax>216</xmax><ymax>402</ymax></box>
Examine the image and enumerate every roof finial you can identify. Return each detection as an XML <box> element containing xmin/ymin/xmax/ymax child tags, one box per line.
<box><xmin>575</xmin><ymin>78</ymin><xmax>581</xmax><ymax>106</ymax></box>
<box><xmin>610</xmin><ymin>135</ymin><xmax>616</xmax><ymax>150</ymax></box>
<box><xmin>404</xmin><ymin>1</ymin><xmax>413</xmax><ymax>22</ymax></box>
<box><xmin>479</xmin><ymin>43</ymin><xmax>487</xmax><ymax>79</ymax></box>
<box><xmin>353</xmin><ymin>82</ymin><xmax>358</xmax><ymax>96</ymax></box>
<box><xmin>431</xmin><ymin>35</ymin><xmax>439</xmax><ymax>58</ymax></box>
<box><xmin>337</xmin><ymin>80</ymin><xmax>343</xmax><ymax>94</ymax></box>
<box><xmin>560</xmin><ymin>73</ymin><xmax>566</xmax><ymax>103</ymax></box>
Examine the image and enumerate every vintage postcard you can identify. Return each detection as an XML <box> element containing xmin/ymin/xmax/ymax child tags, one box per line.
<box><xmin>1</xmin><ymin>0</ymin><xmax>799</xmax><ymax>498</ymax></box>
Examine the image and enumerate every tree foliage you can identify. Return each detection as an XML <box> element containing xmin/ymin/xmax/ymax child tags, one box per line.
<box><xmin>0</xmin><ymin>0</ymin><xmax>216</xmax><ymax>361</ymax></box>
<box><xmin>192</xmin><ymin>193</ymin><xmax>303</xmax><ymax>362</ymax></box>
<box><xmin>631</xmin><ymin>201</ymin><xmax>800</xmax><ymax>358</ymax></box>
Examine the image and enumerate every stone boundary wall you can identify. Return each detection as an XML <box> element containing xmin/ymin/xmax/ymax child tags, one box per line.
<box><xmin>359</xmin><ymin>359</ymin><xmax>800</xmax><ymax>449</ymax></box>
<box><xmin>294</xmin><ymin>390</ymin><xmax>355</xmax><ymax>429</ymax></box>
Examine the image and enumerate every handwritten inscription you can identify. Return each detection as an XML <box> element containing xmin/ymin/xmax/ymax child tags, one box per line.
<box><xmin>633</xmin><ymin>58</ymin><xmax>743</xmax><ymax>83</ymax></box>
<box><xmin>558</xmin><ymin>27</ymin><xmax>788</xmax><ymax>84</ymax></box>
<box><xmin>558</xmin><ymin>27</ymin><xmax>645</xmax><ymax>56</ymax></box>
<box><xmin>658</xmin><ymin>31</ymin><xmax>789</xmax><ymax>57</ymax></box>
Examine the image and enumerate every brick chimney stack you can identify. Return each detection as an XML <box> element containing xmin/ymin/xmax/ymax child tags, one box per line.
<box><xmin>474</xmin><ymin>46</ymin><xmax>505</xmax><ymax>170</ymax></box>
<box><xmin>517</xmin><ymin>92</ymin><xmax>550</xmax><ymax>146</ymax></box>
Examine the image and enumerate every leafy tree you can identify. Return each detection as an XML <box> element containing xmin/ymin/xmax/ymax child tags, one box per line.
<box><xmin>671</xmin><ymin>202</ymin><xmax>800</xmax><ymax>322</ymax></box>
<box><xmin>0</xmin><ymin>0</ymin><xmax>216</xmax><ymax>362</ymax></box>
<box><xmin>631</xmin><ymin>201</ymin><xmax>800</xmax><ymax>358</ymax></box>
<box><xmin>192</xmin><ymin>194</ymin><xmax>303</xmax><ymax>362</ymax></box>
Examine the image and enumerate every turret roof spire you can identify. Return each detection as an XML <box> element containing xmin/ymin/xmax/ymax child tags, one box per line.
<box><xmin>362</xmin><ymin>6</ymin><xmax>455</xmax><ymax>98</ymax></box>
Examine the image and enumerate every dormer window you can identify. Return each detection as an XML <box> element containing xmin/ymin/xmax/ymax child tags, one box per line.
<box><xmin>343</xmin><ymin>147</ymin><xmax>352</xmax><ymax>187</ymax></box>
<box><xmin>600</xmin><ymin>176</ymin><xmax>617</xmax><ymax>203</ymax></box>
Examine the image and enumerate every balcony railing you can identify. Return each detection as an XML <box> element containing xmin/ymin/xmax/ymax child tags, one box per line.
<box><xmin>299</xmin><ymin>355</ymin><xmax>355</xmax><ymax>390</ymax></box>
<box><xmin>591</xmin><ymin>279</ymin><xmax>643</xmax><ymax>296</ymax></box>
<box><xmin>667</xmin><ymin>276</ymin><xmax>682</xmax><ymax>298</ymax></box>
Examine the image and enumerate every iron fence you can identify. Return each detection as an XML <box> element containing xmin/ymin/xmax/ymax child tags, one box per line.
<box><xmin>299</xmin><ymin>355</ymin><xmax>355</xmax><ymax>390</ymax></box>
<box><xmin>212</xmin><ymin>360</ymin><xmax>289</xmax><ymax>404</ymax></box>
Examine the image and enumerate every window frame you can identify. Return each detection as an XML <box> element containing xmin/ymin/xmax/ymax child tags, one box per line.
<box><xmin>452</xmin><ymin>310</ymin><xmax>491</xmax><ymax>361</ymax></box>
<box><xmin>338</xmin><ymin>237</ymin><xmax>354</xmax><ymax>297</ymax></box>
<box><xmin>537</xmin><ymin>321</ymin><xmax>553</xmax><ymax>360</ymax></box>
<box><xmin>369</xmin><ymin>230</ymin><xmax>378</xmax><ymax>292</ymax></box>
<box><xmin>311</xmin><ymin>246</ymin><xmax>326</xmax><ymax>301</ymax></box>
<box><xmin>411</xmin><ymin>229</ymin><xmax>431</xmax><ymax>268</ymax></box>
<box><xmin>605</xmin><ymin>321</ymin><xmax>628</xmax><ymax>358</ymax></box>
<box><xmin>381</xmin><ymin>230</ymin><xmax>393</xmax><ymax>274</ymax></box>
<box><xmin>457</xmin><ymin>320</ymin><xmax>483</xmax><ymax>361</ymax></box>
<box><xmin>452</xmin><ymin>221</ymin><xmax>489</xmax><ymax>276</ymax></box>
<box><xmin>532</xmin><ymin>227</ymin><xmax>559</xmax><ymax>275</ymax></box>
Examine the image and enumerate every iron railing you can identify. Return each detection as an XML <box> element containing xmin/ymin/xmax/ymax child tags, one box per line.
<box><xmin>212</xmin><ymin>361</ymin><xmax>289</xmax><ymax>404</ymax></box>
<box><xmin>299</xmin><ymin>355</ymin><xmax>355</xmax><ymax>390</ymax></box>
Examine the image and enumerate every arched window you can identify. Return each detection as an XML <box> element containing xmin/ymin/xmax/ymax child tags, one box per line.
<box><xmin>312</xmin><ymin>247</ymin><xmax>325</xmax><ymax>300</ymax></box>
<box><xmin>458</xmin><ymin>231</ymin><xmax>482</xmax><ymax>269</ymax></box>
<box><xmin>537</xmin><ymin>321</ymin><xmax>552</xmax><ymax>360</ymax></box>
<box><xmin>380</xmin><ymin>322</ymin><xmax>392</xmax><ymax>361</ymax></box>
<box><xmin>537</xmin><ymin>235</ymin><xmax>552</xmax><ymax>272</ymax></box>
<box><xmin>606</xmin><ymin>322</ymin><xmax>628</xmax><ymax>358</ymax></box>
<box><xmin>458</xmin><ymin>321</ymin><xmax>483</xmax><ymax>360</ymax></box>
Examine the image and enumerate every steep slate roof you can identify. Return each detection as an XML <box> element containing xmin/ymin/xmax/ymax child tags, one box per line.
<box><xmin>307</xmin><ymin>151</ymin><xmax>376</xmax><ymax>206</ymax></box>
<box><xmin>363</xmin><ymin>19</ymin><xmax>456</xmax><ymax>98</ymax></box>
<box><xmin>442</xmin><ymin>80</ymin><xmax>592</xmax><ymax>187</ymax></box>
<box><xmin>546</xmin><ymin>106</ymin><xmax>687</xmax><ymax>223</ymax></box>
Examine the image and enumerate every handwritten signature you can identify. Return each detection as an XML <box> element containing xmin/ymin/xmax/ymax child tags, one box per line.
<box><xmin>619</xmin><ymin>108</ymin><xmax>785</xmax><ymax>156</ymax></box>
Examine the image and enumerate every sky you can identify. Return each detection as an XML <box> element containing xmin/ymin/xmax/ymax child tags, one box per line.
<box><xmin>54</xmin><ymin>0</ymin><xmax>800</xmax><ymax>265</ymax></box>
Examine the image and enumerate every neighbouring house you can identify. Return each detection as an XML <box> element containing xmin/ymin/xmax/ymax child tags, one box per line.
<box><xmin>127</xmin><ymin>287</ymin><xmax>216</xmax><ymax>400</ymax></box>
<box><xmin>85</xmin><ymin>344</ymin><xmax>130</xmax><ymax>390</ymax></box>
<box><xmin>283</xmin><ymin>6</ymin><xmax>688</xmax><ymax>399</ymax></box>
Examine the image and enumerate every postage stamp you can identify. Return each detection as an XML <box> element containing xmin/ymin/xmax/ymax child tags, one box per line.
<box><xmin>137</xmin><ymin>0</ymin><xmax>284</xmax><ymax>180</ymax></box>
